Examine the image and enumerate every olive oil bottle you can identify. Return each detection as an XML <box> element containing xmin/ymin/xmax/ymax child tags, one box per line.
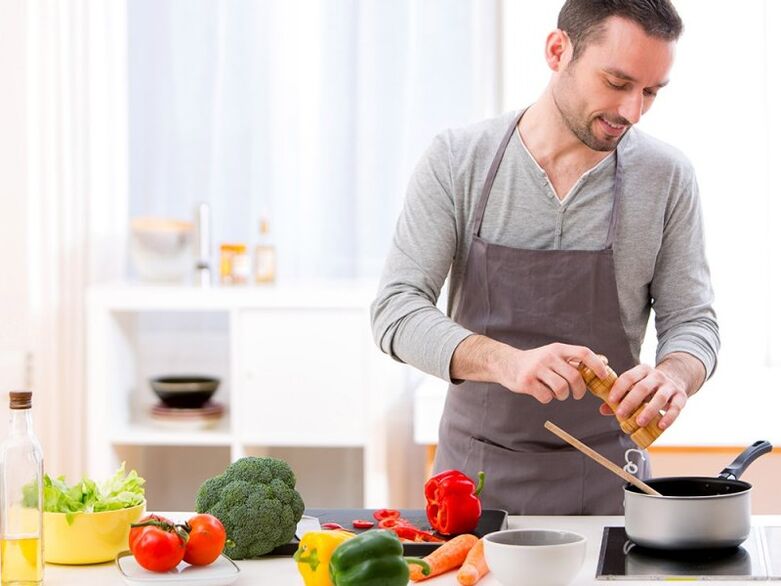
<box><xmin>0</xmin><ymin>392</ymin><xmax>43</xmax><ymax>585</ymax></box>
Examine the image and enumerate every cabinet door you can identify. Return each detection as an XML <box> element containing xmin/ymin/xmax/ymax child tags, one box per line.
<box><xmin>236</xmin><ymin>308</ymin><xmax>368</xmax><ymax>446</ymax></box>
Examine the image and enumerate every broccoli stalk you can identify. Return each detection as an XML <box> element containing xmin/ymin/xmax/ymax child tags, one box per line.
<box><xmin>195</xmin><ymin>456</ymin><xmax>305</xmax><ymax>559</ymax></box>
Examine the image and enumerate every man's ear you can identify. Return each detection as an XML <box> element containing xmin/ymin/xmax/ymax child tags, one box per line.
<box><xmin>545</xmin><ymin>29</ymin><xmax>572</xmax><ymax>72</ymax></box>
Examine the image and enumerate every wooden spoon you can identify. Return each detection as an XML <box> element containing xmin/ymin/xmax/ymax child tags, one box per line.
<box><xmin>544</xmin><ymin>420</ymin><xmax>662</xmax><ymax>496</ymax></box>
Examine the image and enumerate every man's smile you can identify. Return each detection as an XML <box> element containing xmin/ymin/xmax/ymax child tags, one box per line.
<box><xmin>597</xmin><ymin>115</ymin><xmax>628</xmax><ymax>137</ymax></box>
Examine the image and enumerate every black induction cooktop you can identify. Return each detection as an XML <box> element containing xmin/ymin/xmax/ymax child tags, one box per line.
<box><xmin>596</xmin><ymin>526</ymin><xmax>781</xmax><ymax>581</ymax></box>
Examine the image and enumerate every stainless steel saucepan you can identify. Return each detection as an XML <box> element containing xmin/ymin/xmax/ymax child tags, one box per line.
<box><xmin>624</xmin><ymin>440</ymin><xmax>772</xmax><ymax>550</ymax></box>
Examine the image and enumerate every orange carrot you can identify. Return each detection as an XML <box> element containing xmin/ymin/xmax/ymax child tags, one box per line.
<box><xmin>456</xmin><ymin>538</ymin><xmax>489</xmax><ymax>585</ymax></box>
<box><xmin>409</xmin><ymin>534</ymin><xmax>479</xmax><ymax>582</ymax></box>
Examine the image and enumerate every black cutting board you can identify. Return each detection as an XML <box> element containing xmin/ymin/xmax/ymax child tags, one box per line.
<box><xmin>270</xmin><ymin>508</ymin><xmax>508</xmax><ymax>557</ymax></box>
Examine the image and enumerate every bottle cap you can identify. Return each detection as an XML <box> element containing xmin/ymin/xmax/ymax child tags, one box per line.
<box><xmin>9</xmin><ymin>391</ymin><xmax>32</xmax><ymax>410</ymax></box>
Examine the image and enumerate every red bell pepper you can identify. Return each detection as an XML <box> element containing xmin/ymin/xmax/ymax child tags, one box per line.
<box><xmin>373</xmin><ymin>513</ymin><xmax>445</xmax><ymax>543</ymax></box>
<box><xmin>387</xmin><ymin>523</ymin><xmax>445</xmax><ymax>543</ymax></box>
<box><xmin>424</xmin><ymin>469</ymin><xmax>485</xmax><ymax>536</ymax></box>
<box><xmin>373</xmin><ymin>508</ymin><xmax>401</xmax><ymax>522</ymax></box>
<box><xmin>352</xmin><ymin>519</ymin><xmax>374</xmax><ymax>529</ymax></box>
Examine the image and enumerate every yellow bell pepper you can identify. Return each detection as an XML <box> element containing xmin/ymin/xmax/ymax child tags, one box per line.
<box><xmin>294</xmin><ymin>530</ymin><xmax>354</xmax><ymax>586</ymax></box>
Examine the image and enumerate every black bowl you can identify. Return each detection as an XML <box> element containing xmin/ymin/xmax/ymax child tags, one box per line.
<box><xmin>149</xmin><ymin>376</ymin><xmax>220</xmax><ymax>408</ymax></box>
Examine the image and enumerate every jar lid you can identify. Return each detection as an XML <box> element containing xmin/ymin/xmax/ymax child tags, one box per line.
<box><xmin>9</xmin><ymin>391</ymin><xmax>32</xmax><ymax>410</ymax></box>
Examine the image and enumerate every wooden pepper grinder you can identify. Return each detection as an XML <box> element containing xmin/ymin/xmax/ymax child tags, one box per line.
<box><xmin>578</xmin><ymin>362</ymin><xmax>665</xmax><ymax>449</ymax></box>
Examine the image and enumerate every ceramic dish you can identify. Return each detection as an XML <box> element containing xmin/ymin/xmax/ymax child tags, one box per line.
<box><xmin>116</xmin><ymin>551</ymin><xmax>240</xmax><ymax>585</ymax></box>
<box><xmin>483</xmin><ymin>528</ymin><xmax>586</xmax><ymax>586</ymax></box>
<box><xmin>149</xmin><ymin>376</ymin><xmax>220</xmax><ymax>408</ymax></box>
<box><xmin>129</xmin><ymin>217</ymin><xmax>193</xmax><ymax>283</ymax></box>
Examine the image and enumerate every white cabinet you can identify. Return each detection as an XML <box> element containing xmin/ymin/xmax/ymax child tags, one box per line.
<box><xmin>236</xmin><ymin>308</ymin><xmax>369</xmax><ymax>446</ymax></box>
<box><xmin>86</xmin><ymin>282</ymin><xmax>407</xmax><ymax>510</ymax></box>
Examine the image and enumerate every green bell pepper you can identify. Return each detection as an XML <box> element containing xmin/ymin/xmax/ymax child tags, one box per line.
<box><xmin>329</xmin><ymin>529</ymin><xmax>430</xmax><ymax>586</ymax></box>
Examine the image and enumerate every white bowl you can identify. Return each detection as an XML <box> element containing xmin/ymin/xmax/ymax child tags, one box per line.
<box><xmin>483</xmin><ymin>529</ymin><xmax>586</xmax><ymax>586</ymax></box>
<box><xmin>129</xmin><ymin>217</ymin><xmax>193</xmax><ymax>282</ymax></box>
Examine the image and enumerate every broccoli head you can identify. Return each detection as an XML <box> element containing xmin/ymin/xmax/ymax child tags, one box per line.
<box><xmin>195</xmin><ymin>456</ymin><xmax>305</xmax><ymax>559</ymax></box>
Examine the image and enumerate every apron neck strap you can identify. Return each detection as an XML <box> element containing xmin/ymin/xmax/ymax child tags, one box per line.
<box><xmin>604</xmin><ymin>149</ymin><xmax>624</xmax><ymax>249</ymax></box>
<box><xmin>472</xmin><ymin>109</ymin><xmax>626</xmax><ymax>247</ymax></box>
<box><xmin>471</xmin><ymin>110</ymin><xmax>525</xmax><ymax>237</ymax></box>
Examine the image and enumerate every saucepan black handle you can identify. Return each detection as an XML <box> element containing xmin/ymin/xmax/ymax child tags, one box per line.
<box><xmin>719</xmin><ymin>440</ymin><xmax>773</xmax><ymax>480</ymax></box>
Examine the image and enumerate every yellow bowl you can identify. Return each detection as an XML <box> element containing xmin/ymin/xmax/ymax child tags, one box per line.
<box><xmin>44</xmin><ymin>501</ymin><xmax>146</xmax><ymax>564</ymax></box>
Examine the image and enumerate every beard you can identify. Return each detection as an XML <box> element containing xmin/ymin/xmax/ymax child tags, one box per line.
<box><xmin>551</xmin><ymin>77</ymin><xmax>630</xmax><ymax>152</ymax></box>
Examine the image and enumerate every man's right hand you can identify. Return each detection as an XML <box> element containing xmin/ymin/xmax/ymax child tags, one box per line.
<box><xmin>451</xmin><ymin>335</ymin><xmax>608</xmax><ymax>404</ymax></box>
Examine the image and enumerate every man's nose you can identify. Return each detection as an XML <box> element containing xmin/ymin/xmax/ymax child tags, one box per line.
<box><xmin>618</xmin><ymin>92</ymin><xmax>643</xmax><ymax>125</ymax></box>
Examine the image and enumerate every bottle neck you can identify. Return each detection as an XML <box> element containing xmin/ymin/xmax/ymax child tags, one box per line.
<box><xmin>9</xmin><ymin>409</ymin><xmax>33</xmax><ymax>436</ymax></box>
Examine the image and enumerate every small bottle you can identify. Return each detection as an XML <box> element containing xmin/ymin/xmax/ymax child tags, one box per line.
<box><xmin>253</xmin><ymin>218</ymin><xmax>276</xmax><ymax>284</ymax></box>
<box><xmin>0</xmin><ymin>391</ymin><xmax>44</xmax><ymax>585</ymax></box>
<box><xmin>219</xmin><ymin>243</ymin><xmax>250</xmax><ymax>286</ymax></box>
<box><xmin>232</xmin><ymin>245</ymin><xmax>251</xmax><ymax>286</ymax></box>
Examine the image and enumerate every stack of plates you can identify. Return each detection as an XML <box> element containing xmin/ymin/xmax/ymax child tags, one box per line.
<box><xmin>150</xmin><ymin>402</ymin><xmax>225</xmax><ymax>431</ymax></box>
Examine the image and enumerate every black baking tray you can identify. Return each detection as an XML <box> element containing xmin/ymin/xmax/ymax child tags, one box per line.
<box><xmin>270</xmin><ymin>508</ymin><xmax>508</xmax><ymax>557</ymax></box>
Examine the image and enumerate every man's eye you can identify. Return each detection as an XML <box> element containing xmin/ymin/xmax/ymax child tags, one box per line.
<box><xmin>643</xmin><ymin>89</ymin><xmax>658</xmax><ymax>98</ymax></box>
<box><xmin>606</xmin><ymin>80</ymin><xmax>628</xmax><ymax>90</ymax></box>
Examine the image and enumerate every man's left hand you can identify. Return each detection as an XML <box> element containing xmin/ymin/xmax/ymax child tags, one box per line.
<box><xmin>598</xmin><ymin>363</ymin><xmax>688</xmax><ymax>430</ymax></box>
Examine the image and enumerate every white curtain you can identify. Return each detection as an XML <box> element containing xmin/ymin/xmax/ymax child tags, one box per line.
<box><xmin>26</xmin><ymin>0</ymin><xmax>128</xmax><ymax>479</ymax></box>
<box><xmin>0</xmin><ymin>0</ymin><xmax>30</xmax><ymax>415</ymax></box>
<box><xmin>125</xmin><ymin>0</ymin><xmax>501</xmax><ymax>507</ymax></box>
<box><xmin>127</xmin><ymin>0</ymin><xmax>501</xmax><ymax>280</ymax></box>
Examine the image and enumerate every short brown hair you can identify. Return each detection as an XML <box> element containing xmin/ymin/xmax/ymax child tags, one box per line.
<box><xmin>558</xmin><ymin>0</ymin><xmax>683</xmax><ymax>61</ymax></box>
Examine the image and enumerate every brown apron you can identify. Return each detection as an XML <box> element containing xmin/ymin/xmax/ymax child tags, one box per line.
<box><xmin>434</xmin><ymin>110</ymin><xmax>649</xmax><ymax>515</ymax></box>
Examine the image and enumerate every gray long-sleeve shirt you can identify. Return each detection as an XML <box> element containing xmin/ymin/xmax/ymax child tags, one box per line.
<box><xmin>371</xmin><ymin>110</ymin><xmax>720</xmax><ymax>382</ymax></box>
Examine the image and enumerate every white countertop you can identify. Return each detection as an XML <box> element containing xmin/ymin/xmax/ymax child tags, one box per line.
<box><xmin>43</xmin><ymin>514</ymin><xmax>781</xmax><ymax>585</ymax></box>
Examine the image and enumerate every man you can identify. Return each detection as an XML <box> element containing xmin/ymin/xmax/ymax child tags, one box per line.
<box><xmin>370</xmin><ymin>0</ymin><xmax>719</xmax><ymax>515</ymax></box>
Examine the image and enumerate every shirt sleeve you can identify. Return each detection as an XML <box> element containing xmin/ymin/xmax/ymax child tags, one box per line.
<box><xmin>651</xmin><ymin>172</ymin><xmax>721</xmax><ymax>378</ymax></box>
<box><xmin>370</xmin><ymin>133</ymin><xmax>474</xmax><ymax>382</ymax></box>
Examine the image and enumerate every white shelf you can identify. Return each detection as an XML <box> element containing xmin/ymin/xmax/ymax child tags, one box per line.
<box><xmin>86</xmin><ymin>278</ymin><xmax>408</xmax><ymax>508</ymax></box>
<box><xmin>109</xmin><ymin>417</ymin><xmax>233</xmax><ymax>447</ymax></box>
<box><xmin>88</xmin><ymin>280</ymin><xmax>379</xmax><ymax>311</ymax></box>
<box><xmin>239</xmin><ymin>435</ymin><xmax>366</xmax><ymax>448</ymax></box>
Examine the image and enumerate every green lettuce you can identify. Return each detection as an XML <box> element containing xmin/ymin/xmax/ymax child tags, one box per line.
<box><xmin>24</xmin><ymin>462</ymin><xmax>145</xmax><ymax>524</ymax></box>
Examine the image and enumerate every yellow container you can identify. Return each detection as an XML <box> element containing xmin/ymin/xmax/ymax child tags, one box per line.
<box><xmin>43</xmin><ymin>501</ymin><xmax>146</xmax><ymax>564</ymax></box>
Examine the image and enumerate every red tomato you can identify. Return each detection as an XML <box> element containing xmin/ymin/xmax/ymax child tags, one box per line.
<box><xmin>183</xmin><ymin>514</ymin><xmax>227</xmax><ymax>566</ymax></box>
<box><xmin>129</xmin><ymin>514</ymin><xmax>173</xmax><ymax>553</ymax></box>
<box><xmin>130</xmin><ymin>518</ymin><xmax>186</xmax><ymax>572</ymax></box>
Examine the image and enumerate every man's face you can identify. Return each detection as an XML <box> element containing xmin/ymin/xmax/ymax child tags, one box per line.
<box><xmin>551</xmin><ymin>16</ymin><xmax>675</xmax><ymax>151</ymax></box>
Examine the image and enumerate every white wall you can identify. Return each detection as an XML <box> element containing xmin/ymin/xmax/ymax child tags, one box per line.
<box><xmin>501</xmin><ymin>1</ymin><xmax>775</xmax><ymax>372</ymax></box>
<box><xmin>0</xmin><ymin>0</ymin><xmax>29</xmax><ymax>407</ymax></box>
<box><xmin>499</xmin><ymin>1</ymin><xmax>781</xmax><ymax>444</ymax></box>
